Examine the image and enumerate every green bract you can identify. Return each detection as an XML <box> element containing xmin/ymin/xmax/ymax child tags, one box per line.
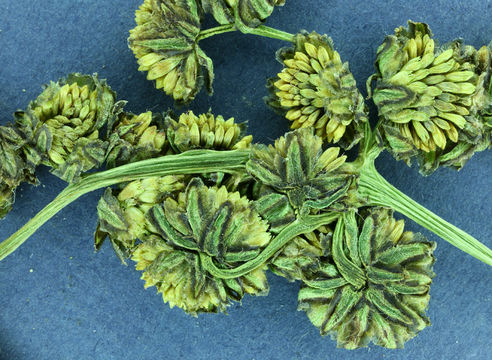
<box><xmin>200</xmin><ymin>0</ymin><xmax>285</xmax><ymax>33</ymax></box>
<box><xmin>370</xmin><ymin>21</ymin><xmax>492</xmax><ymax>175</ymax></box>
<box><xmin>105</xmin><ymin>110</ymin><xmax>168</xmax><ymax>169</ymax></box>
<box><xmin>95</xmin><ymin>175</ymin><xmax>186</xmax><ymax>262</ymax></box>
<box><xmin>298</xmin><ymin>208</ymin><xmax>436</xmax><ymax>349</ymax></box>
<box><xmin>128</xmin><ymin>0</ymin><xmax>214</xmax><ymax>103</ymax></box>
<box><xmin>268</xmin><ymin>224</ymin><xmax>331</xmax><ymax>282</ymax></box>
<box><xmin>132</xmin><ymin>178</ymin><xmax>271</xmax><ymax>315</ymax></box>
<box><xmin>14</xmin><ymin>73</ymin><xmax>115</xmax><ymax>182</ymax></box>
<box><xmin>0</xmin><ymin>124</ymin><xmax>37</xmax><ymax>218</ymax></box>
<box><xmin>267</xmin><ymin>31</ymin><xmax>368</xmax><ymax>149</ymax></box>
<box><xmin>247</xmin><ymin>128</ymin><xmax>357</xmax><ymax>212</ymax></box>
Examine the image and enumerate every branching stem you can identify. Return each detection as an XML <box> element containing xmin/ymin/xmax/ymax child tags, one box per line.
<box><xmin>0</xmin><ymin>150</ymin><xmax>249</xmax><ymax>261</ymax></box>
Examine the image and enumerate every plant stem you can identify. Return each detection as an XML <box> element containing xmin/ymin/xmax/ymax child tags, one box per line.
<box><xmin>358</xmin><ymin>160</ymin><xmax>492</xmax><ymax>266</ymax></box>
<box><xmin>248</xmin><ymin>25</ymin><xmax>295</xmax><ymax>42</ymax></box>
<box><xmin>0</xmin><ymin>149</ymin><xmax>250</xmax><ymax>261</ymax></box>
<box><xmin>197</xmin><ymin>24</ymin><xmax>236</xmax><ymax>42</ymax></box>
<box><xmin>201</xmin><ymin>212</ymin><xmax>339</xmax><ymax>279</ymax></box>
<box><xmin>197</xmin><ymin>24</ymin><xmax>294</xmax><ymax>43</ymax></box>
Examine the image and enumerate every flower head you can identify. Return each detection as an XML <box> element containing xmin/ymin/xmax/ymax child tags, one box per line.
<box><xmin>269</xmin><ymin>224</ymin><xmax>332</xmax><ymax>282</ymax></box>
<box><xmin>0</xmin><ymin>124</ymin><xmax>37</xmax><ymax>218</ymax></box>
<box><xmin>166</xmin><ymin>110</ymin><xmax>252</xmax><ymax>153</ymax></box>
<box><xmin>129</xmin><ymin>0</ymin><xmax>214</xmax><ymax>103</ymax></box>
<box><xmin>247</xmin><ymin>128</ymin><xmax>357</xmax><ymax>212</ymax></box>
<box><xmin>370</xmin><ymin>21</ymin><xmax>492</xmax><ymax>174</ymax></box>
<box><xmin>105</xmin><ymin>110</ymin><xmax>167</xmax><ymax>169</ymax></box>
<box><xmin>267</xmin><ymin>31</ymin><xmax>368</xmax><ymax>149</ymax></box>
<box><xmin>14</xmin><ymin>73</ymin><xmax>115</xmax><ymax>182</ymax></box>
<box><xmin>132</xmin><ymin>178</ymin><xmax>271</xmax><ymax>315</ymax></box>
<box><xmin>95</xmin><ymin>175</ymin><xmax>186</xmax><ymax>262</ymax></box>
<box><xmin>298</xmin><ymin>208</ymin><xmax>436</xmax><ymax>349</ymax></box>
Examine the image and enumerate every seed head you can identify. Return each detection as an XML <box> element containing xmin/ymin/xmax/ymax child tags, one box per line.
<box><xmin>0</xmin><ymin>124</ymin><xmax>37</xmax><ymax>218</ymax></box>
<box><xmin>132</xmin><ymin>178</ymin><xmax>271</xmax><ymax>315</ymax></box>
<box><xmin>267</xmin><ymin>31</ymin><xmax>368</xmax><ymax>149</ymax></box>
<box><xmin>129</xmin><ymin>0</ymin><xmax>214</xmax><ymax>103</ymax></box>
<box><xmin>106</xmin><ymin>111</ymin><xmax>168</xmax><ymax>169</ymax></box>
<box><xmin>200</xmin><ymin>0</ymin><xmax>286</xmax><ymax>33</ymax></box>
<box><xmin>298</xmin><ymin>208</ymin><xmax>436</xmax><ymax>349</ymax></box>
<box><xmin>370</xmin><ymin>21</ymin><xmax>492</xmax><ymax>174</ymax></box>
<box><xmin>166</xmin><ymin>110</ymin><xmax>252</xmax><ymax>153</ymax></box>
<box><xmin>14</xmin><ymin>73</ymin><xmax>116</xmax><ymax>182</ymax></box>
<box><xmin>247</xmin><ymin>128</ymin><xmax>357</xmax><ymax>212</ymax></box>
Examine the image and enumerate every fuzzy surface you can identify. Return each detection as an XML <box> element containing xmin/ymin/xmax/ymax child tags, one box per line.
<box><xmin>0</xmin><ymin>1</ymin><xmax>491</xmax><ymax>359</ymax></box>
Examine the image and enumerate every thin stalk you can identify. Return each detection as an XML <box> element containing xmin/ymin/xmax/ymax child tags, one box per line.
<box><xmin>201</xmin><ymin>212</ymin><xmax>339</xmax><ymax>279</ymax></box>
<box><xmin>197</xmin><ymin>24</ymin><xmax>236</xmax><ymax>41</ymax></box>
<box><xmin>359</xmin><ymin>160</ymin><xmax>492</xmax><ymax>266</ymax></box>
<box><xmin>248</xmin><ymin>25</ymin><xmax>295</xmax><ymax>42</ymax></box>
<box><xmin>197</xmin><ymin>24</ymin><xmax>294</xmax><ymax>43</ymax></box>
<box><xmin>0</xmin><ymin>149</ymin><xmax>250</xmax><ymax>261</ymax></box>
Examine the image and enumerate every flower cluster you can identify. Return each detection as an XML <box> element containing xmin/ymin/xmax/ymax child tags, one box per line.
<box><xmin>298</xmin><ymin>208</ymin><xmax>435</xmax><ymax>349</ymax></box>
<box><xmin>0</xmin><ymin>73</ymin><xmax>116</xmax><ymax>218</ymax></box>
<box><xmin>128</xmin><ymin>0</ymin><xmax>213</xmax><ymax>103</ymax></box>
<box><xmin>11</xmin><ymin>10</ymin><xmax>492</xmax><ymax>351</ymax></box>
<box><xmin>266</xmin><ymin>31</ymin><xmax>368</xmax><ymax>149</ymax></box>
<box><xmin>131</xmin><ymin>178</ymin><xmax>271</xmax><ymax>314</ymax></box>
<box><xmin>370</xmin><ymin>21</ymin><xmax>491</xmax><ymax>174</ymax></box>
<box><xmin>14</xmin><ymin>73</ymin><xmax>116</xmax><ymax>182</ymax></box>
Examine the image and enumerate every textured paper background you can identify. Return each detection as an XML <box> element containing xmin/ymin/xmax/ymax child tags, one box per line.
<box><xmin>0</xmin><ymin>1</ymin><xmax>491</xmax><ymax>359</ymax></box>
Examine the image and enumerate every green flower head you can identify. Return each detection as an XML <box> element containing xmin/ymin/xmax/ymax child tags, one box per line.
<box><xmin>0</xmin><ymin>124</ymin><xmax>37</xmax><ymax>218</ymax></box>
<box><xmin>268</xmin><ymin>224</ymin><xmax>332</xmax><ymax>282</ymax></box>
<box><xmin>267</xmin><ymin>31</ymin><xmax>368</xmax><ymax>150</ymax></box>
<box><xmin>200</xmin><ymin>0</ymin><xmax>286</xmax><ymax>33</ymax></box>
<box><xmin>298</xmin><ymin>208</ymin><xmax>436</xmax><ymax>349</ymax></box>
<box><xmin>370</xmin><ymin>21</ymin><xmax>491</xmax><ymax>175</ymax></box>
<box><xmin>95</xmin><ymin>175</ymin><xmax>186</xmax><ymax>262</ymax></box>
<box><xmin>105</xmin><ymin>110</ymin><xmax>168</xmax><ymax>169</ymax></box>
<box><xmin>247</xmin><ymin>128</ymin><xmax>357</xmax><ymax>213</ymax></box>
<box><xmin>129</xmin><ymin>0</ymin><xmax>214</xmax><ymax>103</ymax></box>
<box><xmin>166</xmin><ymin>110</ymin><xmax>253</xmax><ymax>153</ymax></box>
<box><xmin>132</xmin><ymin>178</ymin><xmax>271</xmax><ymax>315</ymax></box>
<box><xmin>14</xmin><ymin>73</ymin><xmax>116</xmax><ymax>182</ymax></box>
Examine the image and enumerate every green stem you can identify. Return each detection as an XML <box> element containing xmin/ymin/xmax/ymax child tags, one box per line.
<box><xmin>201</xmin><ymin>212</ymin><xmax>339</xmax><ymax>279</ymax></box>
<box><xmin>197</xmin><ymin>24</ymin><xmax>294</xmax><ymax>43</ymax></box>
<box><xmin>197</xmin><ymin>24</ymin><xmax>236</xmax><ymax>42</ymax></box>
<box><xmin>359</xmin><ymin>160</ymin><xmax>492</xmax><ymax>266</ymax></box>
<box><xmin>0</xmin><ymin>149</ymin><xmax>250</xmax><ymax>261</ymax></box>
<box><xmin>247</xmin><ymin>25</ymin><xmax>295</xmax><ymax>42</ymax></box>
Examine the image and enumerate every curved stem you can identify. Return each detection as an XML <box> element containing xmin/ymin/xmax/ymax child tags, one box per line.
<box><xmin>359</xmin><ymin>160</ymin><xmax>492</xmax><ymax>266</ymax></box>
<box><xmin>0</xmin><ymin>149</ymin><xmax>250</xmax><ymax>261</ymax></box>
<box><xmin>201</xmin><ymin>212</ymin><xmax>339</xmax><ymax>279</ymax></box>
<box><xmin>197</xmin><ymin>24</ymin><xmax>236</xmax><ymax>42</ymax></box>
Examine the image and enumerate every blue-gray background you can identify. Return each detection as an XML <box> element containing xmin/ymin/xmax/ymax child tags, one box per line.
<box><xmin>0</xmin><ymin>1</ymin><xmax>491</xmax><ymax>359</ymax></box>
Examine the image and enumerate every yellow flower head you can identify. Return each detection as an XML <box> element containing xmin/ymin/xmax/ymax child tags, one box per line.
<box><xmin>267</xmin><ymin>31</ymin><xmax>368</xmax><ymax>149</ymax></box>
